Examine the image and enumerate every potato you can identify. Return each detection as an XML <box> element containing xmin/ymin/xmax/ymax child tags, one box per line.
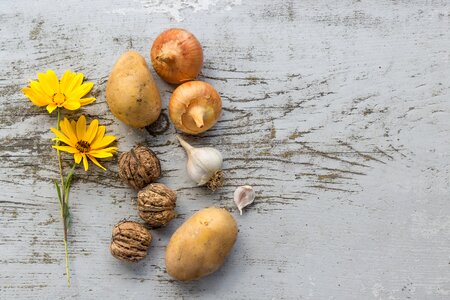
<box><xmin>165</xmin><ymin>207</ymin><xmax>238</xmax><ymax>281</ymax></box>
<box><xmin>106</xmin><ymin>51</ymin><xmax>161</xmax><ymax>128</ymax></box>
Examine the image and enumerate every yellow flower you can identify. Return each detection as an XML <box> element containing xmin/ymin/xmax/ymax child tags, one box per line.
<box><xmin>51</xmin><ymin>115</ymin><xmax>117</xmax><ymax>171</ymax></box>
<box><xmin>22</xmin><ymin>70</ymin><xmax>96</xmax><ymax>113</ymax></box>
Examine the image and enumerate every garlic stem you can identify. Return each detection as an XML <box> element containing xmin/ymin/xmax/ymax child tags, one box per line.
<box><xmin>176</xmin><ymin>135</ymin><xmax>193</xmax><ymax>153</ymax></box>
<box><xmin>188</xmin><ymin>105</ymin><xmax>205</xmax><ymax>128</ymax></box>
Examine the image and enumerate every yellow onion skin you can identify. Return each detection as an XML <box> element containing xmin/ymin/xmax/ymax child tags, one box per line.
<box><xmin>169</xmin><ymin>81</ymin><xmax>222</xmax><ymax>135</ymax></box>
<box><xmin>151</xmin><ymin>28</ymin><xmax>203</xmax><ymax>85</ymax></box>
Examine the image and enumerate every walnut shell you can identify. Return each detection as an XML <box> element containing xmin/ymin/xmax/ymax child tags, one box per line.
<box><xmin>137</xmin><ymin>183</ymin><xmax>177</xmax><ymax>228</ymax></box>
<box><xmin>118</xmin><ymin>145</ymin><xmax>161</xmax><ymax>190</ymax></box>
<box><xmin>110</xmin><ymin>221</ymin><xmax>152</xmax><ymax>262</ymax></box>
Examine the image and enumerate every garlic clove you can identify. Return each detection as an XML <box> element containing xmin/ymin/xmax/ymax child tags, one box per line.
<box><xmin>234</xmin><ymin>185</ymin><xmax>255</xmax><ymax>215</ymax></box>
<box><xmin>169</xmin><ymin>81</ymin><xmax>222</xmax><ymax>135</ymax></box>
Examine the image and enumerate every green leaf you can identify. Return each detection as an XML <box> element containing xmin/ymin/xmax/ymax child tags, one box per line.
<box><xmin>64</xmin><ymin>165</ymin><xmax>75</xmax><ymax>190</ymax></box>
<box><xmin>64</xmin><ymin>164</ymin><xmax>76</xmax><ymax>204</ymax></box>
<box><xmin>64</xmin><ymin>180</ymin><xmax>72</xmax><ymax>203</ymax></box>
<box><xmin>63</xmin><ymin>201</ymin><xmax>71</xmax><ymax>229</ymax></box>
<box><xmin>54</xmin><ymin>181</ymin><xmax>62</xmax><ymax>205</ymax></box>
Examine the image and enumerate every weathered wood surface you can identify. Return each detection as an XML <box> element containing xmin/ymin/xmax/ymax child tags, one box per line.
<box><xmin>1</xmin><ymin>0</ymin><xmax>450</xmax><ymax>299</ymax></box>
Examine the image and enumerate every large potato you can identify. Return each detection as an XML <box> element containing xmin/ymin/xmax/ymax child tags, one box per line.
<box><xmin>106</xmin><ymin>51</ymin><xmax>161</xmax><ymax>128</ymax></box>
<box><xmin>165</xmin><ymin>207</ymin><xmax>238</xmax><ymax>281</ymax></box>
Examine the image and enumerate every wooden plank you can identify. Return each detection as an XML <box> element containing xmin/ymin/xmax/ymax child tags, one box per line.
<box><xmin>1</xmin><ymin>0</ymin><xmax>450</xmax><ymax>298</ymax></box>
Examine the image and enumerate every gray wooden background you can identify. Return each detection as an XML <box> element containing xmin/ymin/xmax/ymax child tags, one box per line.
<box><xmin>1</xmin><ymin>0</ymin><xmax>449</xmax><ymax>299</ymax></box>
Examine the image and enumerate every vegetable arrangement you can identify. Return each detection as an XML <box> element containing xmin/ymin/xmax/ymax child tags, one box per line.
<box><xmin>105</xmin><ymin>28</ymin><xmax>255</xmax><ymax>281</ymax></box>
<box><xmin>22</xmin><ymin>28</ymin><xmax>255</xmax><ymax>285</ymax></box>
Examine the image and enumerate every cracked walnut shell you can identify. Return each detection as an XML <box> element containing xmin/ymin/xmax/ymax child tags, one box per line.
<box><xmin>118</xmin><ymin>145</ymin><xmax>161</xmax><ymax>190</ymax></box>
<box><xmin>137</xmin><ymin>183</ymin><xmax>177</xmax><ymax>228</ymax></box>
<box><xmin>110</xmin><ymin>221</ymin><xmax>152</xmax><ymax>262</ymax></box>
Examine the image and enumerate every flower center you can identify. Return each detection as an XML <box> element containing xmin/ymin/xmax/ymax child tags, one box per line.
<box><xmin>53</xmin><ymin>93</ymin><xmax>66</xmax><ymax>105</ymax></box>
<box><xmin>76</xmin><ymin>140</ymin><xmax>90</xmax><ymax>153</ymax></box>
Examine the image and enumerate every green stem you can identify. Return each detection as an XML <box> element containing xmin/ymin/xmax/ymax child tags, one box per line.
<box><xmin>56</xmin><ymin>109</ymin><xmax>65</xmax><ymax>201</ymax></box>
<box><xmin>56</xmin><ymin>108</ymin><xmax>71</xmax><ymax>287</ymax></box>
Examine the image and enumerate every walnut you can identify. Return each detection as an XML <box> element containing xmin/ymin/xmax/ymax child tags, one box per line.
<box><xmin>137</xmin><ymin>183</ymin><xmax>177</xmax><ymax>228</ymax></box>
<box><xmin>110</xmin><ymin>221</ymin><xmax>152</xmax><ymax>262</ymax></box>
<box><xmin>118</xmin><ymin>145</ymin><xmax>161</xmax><ymax>190</ymax></box>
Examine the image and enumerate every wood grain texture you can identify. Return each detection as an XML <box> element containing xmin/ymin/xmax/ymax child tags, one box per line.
<box><xmin>1</xmin><ymin>0</ymin><xmax>450</xmax><ymax>299</ymax></box>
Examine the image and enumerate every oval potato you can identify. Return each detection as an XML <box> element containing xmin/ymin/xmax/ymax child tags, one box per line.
<box><xmin>106</xmin><ymin>51</ymin><xmax>161</xmax><ymax>128</ymax></box>
<box><xmin>165</xmin><ymin>207</ymin><xmax>238</xmax><ymax>281</ymax></box>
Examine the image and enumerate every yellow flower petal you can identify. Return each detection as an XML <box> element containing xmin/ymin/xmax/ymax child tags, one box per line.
<box><xmin>76</xmin><ymin>115</ymin><xmax>86</xmax><ymax>140</ymax></box>
<box><xmin>91</xmin><ymin>135</ymin><xmax>116</xmax><ymax>150</ymax></box>
<box><xmin>60</xmin><ymin>118</ymin><xmax>78</xmax><ymax>145</ymax></box>
<box><xmin>63</xmin><ymin>99</ymin><xmax>81</xmax><ymax>111</ymax></box>
<box><xmin>103</xmin><ymin>146</ymin><xmax>118</xmax><ymax>154</ymax></box>
<box><xmin>53</xmin><ymin>145</ymin><xmax>79</xmax><ymax>154</ymax></box>
<box><xmin>29</xmin><ymin>81</ymin><xmax>53</xmax><ymax>104</ymax></box>
<box><xmin>22</xmin><ymin>87</ymin><xmax>48</xmax><ymax>106</ymax></box>
<box><xmin>90</xmin><ymin>127</ymin><xmax>104</xmax><ymax>147</ymax></box>
<box><xmin>91</xmin><ymin>125</ymin><xmax>105</xmax><ymax>143</ymax></box>
<box><xmin>82</xmin><ymin>154</ymin><xmax>89</xmax><ymax>171</ymax></box>
<box><xmin>102</xmin><ymin>146</ymin><xmax>118</xmax><ymax>152</ymax></box>
<box><xmin>29</xmin><ymin>80</ymin><xmax>48</xmax><ymax>96</ymax></box>
<box><xmin>67</xmin><ymin>82</ymin><xmax>93</xmax><ymax>100</ymax></box>
<box><xmin>79</xmin><ymin>97</ymin><xmax>96</xmax><ymax>106</ymax></box>
<box><xmin>50</xmin><ymin>127</ymin><xmax>74</xmax><ymax>147</ymax></box>
<box><xmin>88</xmin><ymin>150</ymin><xmax>114</xmax><ymax>158</ymax></box>
<box><xmin>87</xmin><ymin>154</ymin><xmax>106</xmax><ymax>170</ymax></box>
<box><xmin>85</xmin><ymin>119</ymin><xmax>99</xmax><ymax>143</ymax></box>
<box><xmin>60</xmin><ymin>70</ymin><xmax>75</xmax><ymax>93</ymax></box>
<box><xmin>74</xmin><ymin>153</ymin><xmax>82</xmax><ymax>164</ymax></box>
<box><xmin>46</xmin><ymin>103</ymin><xmax>58</xmax><ymax>113</ymax></box>
<box><xmin>38</xmin><ymin>71</ymin><xmax>57</xmax><ymax>97</ymax></box>
<box><xmin>46</xmin><ymin>70</ymin><xmax>60</xmax><ymax>93</ymax></box>
<box><xmin>66</xmin><ymin>73</ymin><xmax>84</xmax><ymax>94</ymax></box>
<box><xmin>70</xmin><ymin>120</ymin><xmax>77</xmax><ymax>134</ymax></box>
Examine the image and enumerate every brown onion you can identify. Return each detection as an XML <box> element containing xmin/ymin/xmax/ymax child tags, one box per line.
<box><xmin>169</xmin><ymin>81</ymin><xmax>222</xmax><ymax>135</ymax></box>
<box><xmin>150</xmin><ymin>28</ymin><xmax>203</xmax><ymax>84</ymax></box>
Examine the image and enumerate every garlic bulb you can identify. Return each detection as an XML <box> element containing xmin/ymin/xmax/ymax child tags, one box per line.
<box><xmin>151</xmin><ymin>28</ymin><xmax>203</xmax><ymax>84</ymax></box>
<box><xmin>234</xmin><ymin>186</ymin><xmax>255</xmax><ymax>215</ymax></box>
<box><xmin>169</xmin><ymin>81</ymin><xmax>222</xmax><ymax>135</ymax></box>
<box><xmin>177</xmin><ymin>135</ymin><xmax>224</xmax><ymax>191</ymax></box>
